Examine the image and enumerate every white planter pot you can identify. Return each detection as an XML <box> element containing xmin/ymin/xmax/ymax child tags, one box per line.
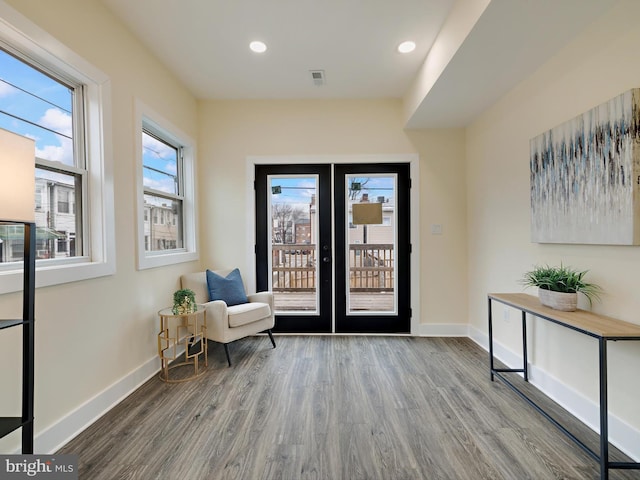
<box><xmin>538</xmin><ymin>289</ymin><xmax>578</xmax><ymax>311</ymax></box>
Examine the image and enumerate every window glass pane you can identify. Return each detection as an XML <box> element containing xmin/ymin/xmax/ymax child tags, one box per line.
<box><xmin>0</xmin><ymin>48</ymin><xmax>75</xmax><ymax>165</ymax></box>
<box><xmin>142</xmin><ymin>130</ymin><xmax>178</xmax><ymax>195</ymax></box>
<box><xmin>34</xmin><ymin>167</ymin><xmax>80</xmax><ymax>260</ymax></box>
<box><xmin>0</xmin><ymin>171</ymin><xmax>80</xmax><ymax>264</ymax></box>
<box><xmin>268</xmin><ymin>175</ymin><xmax>318</xmax><ymax>314</ymax></box>
<box><xmin>143</xmin><ymin>194</ymin><xmax>183</xmax><ymax>252</ymax></box>
<box><xmin>346</xmin><ymin>175</ymin><xmax>397</xmax><ymax>314</ymax></box>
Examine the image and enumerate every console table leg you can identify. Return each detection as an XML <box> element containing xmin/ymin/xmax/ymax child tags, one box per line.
<box><xmin>488</xmin><ymin>298</ymin><xmax>495</xmax><ymax>381</ymax></box>
<box><xmin>599</xmin><ymin>338</ymin><xmax>609</xmax><ymax>480</ymax></box>
<box><xmin>522</xmin><ymin>311</ymin><xmax>528</xmax><ymax>382</ymax></box>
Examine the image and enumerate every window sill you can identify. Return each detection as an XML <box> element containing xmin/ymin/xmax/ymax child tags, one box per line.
<box><xmin>137</xmin><ymin>250</ymin><xmax>199</xmax><ymax>271</ymax></box>
<box><xmin>0</xmin><ymin>258</ymin><xmax>116</xmax><ymax>294</ymax></box>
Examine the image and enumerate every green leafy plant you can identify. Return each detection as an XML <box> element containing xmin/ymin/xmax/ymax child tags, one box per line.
<box><xmin>172</xmin><ymin>288</ymin><xmax>196</xmax><ymax>314</ymax></box>
<box><xmin>521</xmin><ymin>264</ymin><xmax>602</xmax><ymax>306</ymax></box>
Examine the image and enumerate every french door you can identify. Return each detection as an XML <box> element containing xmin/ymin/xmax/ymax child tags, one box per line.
<box><xmin>255</xmin><ymin>163</ymin><xmax>410</xmax><ymax>333</ymax></box>
<box><xmin>255</xmin><ymin>164</ymin><xmax>332</xmax><ymax>332</ymax></box>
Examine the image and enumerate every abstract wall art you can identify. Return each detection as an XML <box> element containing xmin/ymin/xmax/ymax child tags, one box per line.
<box><xmin>530</xmin><ymin>88</ymin><xmax>640</xmax><ymax>244</ymax></box>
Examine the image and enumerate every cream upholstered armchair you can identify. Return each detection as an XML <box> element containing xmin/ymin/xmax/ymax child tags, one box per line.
<box><xmin>181</xmin><ymin>269</ymin><xmax>275</xmax><ymax>366</ymax></box>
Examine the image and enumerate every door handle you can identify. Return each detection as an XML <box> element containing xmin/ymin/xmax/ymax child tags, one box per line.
<box><xmin>322</xmin><ymin>256</ymin><xmax>331</xmax><ymax>263</ymax></box>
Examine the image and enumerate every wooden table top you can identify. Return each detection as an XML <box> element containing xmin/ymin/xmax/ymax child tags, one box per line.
<box><xmin>489</xmin><ymin>293</ymin><xmax>640</xmax><ymax>339</ymax></box>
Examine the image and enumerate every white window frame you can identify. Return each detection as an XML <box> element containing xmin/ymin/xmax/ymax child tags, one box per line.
<box><xmin>135</xmin><ymin>99</ymin><xmax>198</xmax><ymax>270</ymax></box>
<box><xmin>0</xmin><ymin>1</ymin><xmax>115</xmax><ymax>294</ymax></box>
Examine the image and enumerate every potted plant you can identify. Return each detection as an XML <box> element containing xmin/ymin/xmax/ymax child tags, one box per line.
<box><xmin>172</xmin><ymin>288</ymin><xmax>197</xmax><ymax>315</ymax></box>
<box><xmin>521</xmin><ymin>264</ymin><xmax>602</xmax><ymax>311</ymax></box>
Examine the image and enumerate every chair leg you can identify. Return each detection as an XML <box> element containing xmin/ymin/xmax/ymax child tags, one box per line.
<box><xmin>267</xmin><ymin>329</ymin><xmax>276</xmax><ymax>349</ymax></box>
<box><xmin>223</xmin><ymin>343</ymin><xmax>232</xmax><ymax>366</ymax></box>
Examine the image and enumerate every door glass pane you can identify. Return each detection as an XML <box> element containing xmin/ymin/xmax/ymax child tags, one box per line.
<box><xmin>345</xmin><ymin>174</ymin><xmax>397</xmax><ymax>314</ymax></box>
<box><xmin>268</xmin><ymin>175</ymin><xmax>318</xmax><ymax>313</ymax></box>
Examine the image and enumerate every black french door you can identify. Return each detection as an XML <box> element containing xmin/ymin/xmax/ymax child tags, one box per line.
<box><xmin>255</xmin><ymin>164</ymin><xmax>332</xmax><ymax>332</ymax></box>
<box><xmin>255</xmin><ymin>163</ymin><xmax>410</xmax><ymax>333</ymax></box>
<box><xmin>334</xmin><ymin>163</ymin><xmax>411</xmax><ymax>333</ymax></box>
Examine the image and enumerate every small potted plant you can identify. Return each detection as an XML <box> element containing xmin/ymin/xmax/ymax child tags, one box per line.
<box><xmin>172</xmin><ymin>288</ymin><xmax>197</xmax><ymax>315</ymax></box>
<box><xmin>521</xmin><ymin>264</ymin><xmax>602</xmax><ymax>311</ymax></box>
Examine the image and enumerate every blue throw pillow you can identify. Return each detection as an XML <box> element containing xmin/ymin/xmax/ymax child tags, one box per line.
<box><xmin>206</xmin><ymin>268</ymin><xmax>249</xmax><ymax>306</ymax></box>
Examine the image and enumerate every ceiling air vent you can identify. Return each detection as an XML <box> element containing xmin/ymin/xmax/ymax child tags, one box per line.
<box><xmin>310</xmin><ymin>70</ymin><xmax>325</xmax><ymax>86</ymax></box>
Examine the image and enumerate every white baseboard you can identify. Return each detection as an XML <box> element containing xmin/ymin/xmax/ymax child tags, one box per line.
<box><xmin>416</xmin><ymin>323</ymin><xmax>469</xmax><ymax>337</ymax></box>
<box><xmin>469</xmin><ymin>325</ymin><xmax>640</xmax><ymax>462</ymax></box>
<box><xmin>33</xmin><ymin>355</ymin><xmax>160</xmax><ymax>454</ymax></box>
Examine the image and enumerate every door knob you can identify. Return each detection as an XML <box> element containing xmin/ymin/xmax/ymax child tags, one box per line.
<box><xmin>322</xmin><ymin>256</ymin><xmax>331</xmax><ymax>263</ymax></box>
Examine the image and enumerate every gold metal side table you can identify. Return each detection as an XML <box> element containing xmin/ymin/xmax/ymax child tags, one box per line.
<box><xmin>157</xmin><ymin>305</ymin><xmax>207</xmax><ymax>383</ymax></box>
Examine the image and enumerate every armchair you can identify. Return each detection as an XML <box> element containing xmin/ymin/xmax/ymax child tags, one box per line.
<box><xmin>181</xmin><ymin>269</ymin><xmax>276</xmax><ymax>366</ymax></box>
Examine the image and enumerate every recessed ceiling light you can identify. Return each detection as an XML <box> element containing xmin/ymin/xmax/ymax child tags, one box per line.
<box><xmin>397</xmin><ymin>41</ymin><xmax>416</xmax><ymax>54</ymax></box>
<box><xmin>249</xmin><ymin>41</ymin><xmax>267</xmax><ymax>53</ymax></box>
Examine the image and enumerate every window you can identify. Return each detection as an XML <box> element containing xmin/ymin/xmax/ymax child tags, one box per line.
<box><xmin>136</xmin><ymin>100</ymin><xmax>197</xmax><ymax>269</ymax></box>
<box><xmin>142</xmin><ymin>127</ymin><xmax>184</xmax><ymax>253</ymax></box>
<box><xmin>58</xmin><ymin>195</ymin><xmax>70</xmax><ymax>214</ymax></box>
<box><xmin>35</xmin><ymin>186</ymin><xmax>42</xmax><ymax>211</ymax></box>
<box><xmin>0</xmin><ymin>3</ymin><xmax>114</xmax><ymax>293</ymax></box>
<box><xmin>57</xmin><ymin>234</ymin><xmax>67</xmax><ymax>254</ymax></box>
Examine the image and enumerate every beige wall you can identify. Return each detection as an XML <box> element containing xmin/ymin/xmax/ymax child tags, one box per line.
<box><xmin>198</xmin><ymin>100</ymin><xmax>469</xmax><ymax>330</ymax></box>
<box><xmin>0</xmin><ymin>0</ymin><xmax>198</xmax><ymax>452</ymax></box>
<box><xmin>198</xmin><ymin>99</ymin><xmax>414</xmax><ymax>271</ymax></box>
<box><xmin>466</xmin><ymin>0</ymin><xmax>640</xmax><ymax>440</ymax></box>
<box><xmin>407</xmin><ymin>129</ymin><xmax>467</xmax><ymax>328</ymax></box>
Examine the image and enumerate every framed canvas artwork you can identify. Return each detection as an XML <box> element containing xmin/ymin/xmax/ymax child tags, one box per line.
<box><xmin>530</xmin><ymin>88</ymin><xmax>640</xmax><ymax>244</ymax></box>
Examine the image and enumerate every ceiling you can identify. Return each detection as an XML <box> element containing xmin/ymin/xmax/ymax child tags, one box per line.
<box><xmin>100</xmin><ymin>0</ymin><xmax>619</xmax><ymax>128</ymax></box>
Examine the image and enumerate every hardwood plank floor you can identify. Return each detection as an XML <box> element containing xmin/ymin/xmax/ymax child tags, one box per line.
<box><xmin>58</xmin><ymin>336</ymin><xmax>639</xmax><ymax>479</ymax></box>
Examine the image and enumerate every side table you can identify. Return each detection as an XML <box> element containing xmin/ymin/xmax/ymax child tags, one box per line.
<box><xmin>157</xmin><ymin>305</ymin><xmax>208</xmax><ymax>383</ymax></box>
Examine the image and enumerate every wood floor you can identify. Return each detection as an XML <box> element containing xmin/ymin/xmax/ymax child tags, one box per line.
<box><xmin>58</xmin><ymin>336</ymin><xmax>638</xmax><ymax>479</ymax></box>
